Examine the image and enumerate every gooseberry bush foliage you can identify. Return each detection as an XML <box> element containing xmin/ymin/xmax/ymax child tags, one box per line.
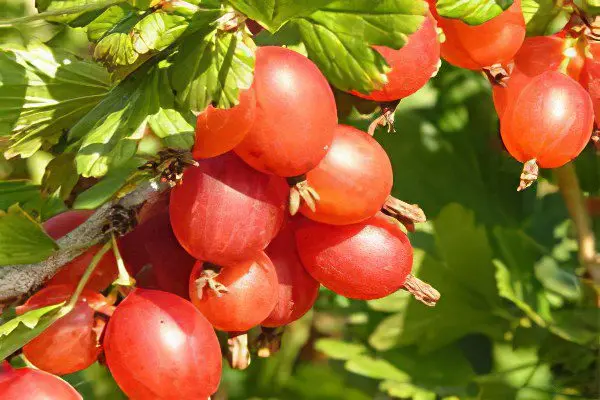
<box><xmin>0</xmin><ymin>0</ymin><xmax>599</xmax><ymax>399</ymax></box>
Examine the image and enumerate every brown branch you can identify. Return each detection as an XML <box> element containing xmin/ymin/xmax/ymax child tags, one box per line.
<box><xmin>0</xmin><ymin>180</ymin><xmax>168</xmax><ymax>304</ymax></box>
<box><xmin>554</xmin><ymin>163</ymin><xmax>600</xmax><ymax>285</ymax></box>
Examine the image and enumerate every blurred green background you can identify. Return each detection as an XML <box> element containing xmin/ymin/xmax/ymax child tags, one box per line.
<box><xmin>2</xmin><ymin>1</ymin><xmax>599</xmax><ymax>399</ymax></box>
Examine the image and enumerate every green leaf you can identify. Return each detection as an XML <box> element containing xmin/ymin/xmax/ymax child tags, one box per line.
<box><xmin>86</xmin><ymin>4</ymin><xmax>137</xmax><ymax>41</ymax></box>
<box><xmin>71</xmin><ymin>62</ymin><xmax>193</xmax><ymax>177</ymax></box>
<box><xmin>0</xmin><ymin>42</ymin><xmax>110</xmax><ymax>159</ymax></box>
<box><xmin>436</xmin><ymin>0</ymin><xmax>513</xmax><ymax>25</ymax></box>
<box><xmin>521</xmin><ymin>0</ymin><xmax>572</xmax><ymax>36</ymax></box>
<box><xmin>0</xmin><ymin>205</ymin><xmax>58</xmax><ymax>265</ymax></box>
<box><xmin>549</xmin><ymin>309</ymin><xmax>600</xmax><ymax>345</ymax></box>
<box><xmin>345</xmin><ymin>355</ymin><xmax>409</xmax><ymax>382</ymax></box>
<box><xmin>0</xmin><ymin>302</ymin><xmax>64</xmax><ymax>361</ymax></box>
<box><xmin>41</xmin><ymin>153</ymin><xmax>78</xmax><ymax>201</ymax></box>
<box><xmin>73</xmin><ymin>158</ymin><xmax>143</xmax><ymax>209</ymax></box>
<box><xmin>369</xmin><ymin>205</ymin><xmax>508</xmax><ymax>353</ymax></box>
<box><xmin>229</xmin><ymin>0</ymin><xmax>335</xmax><ymax>32</ymax></box>
<box><xmin>94</xmin><ymin>32</ymin><xmax>139</xmax><ymax>66</ymax></box>
<box><xmin>171</xmin><ymin>29</ymin><xmax>255</xmax><ymax>111</ymax></box>
<box><xmin>31</xmin><ymin>0</ymin><xmax>119</xmax><ymax>23</ymax></box>
<box><xmin>314</xmin><ymin>338</ymin><xmax>367</xmax><ymax>360</ymax></box>
<box><xmin>574</xmin><ymin>0</ymin><xmax>600</xmax><ymax>17</ymax></box>
<box><xmin>533</xmin><ymin>257</ymin><xmax>582</xmax><ymax>302</ymax></box>
<box><xmin>293</xmin><ymin>0</ymin><xmax>426</xmax><ymax>93</ymax></box>
<box><xmin>0</xmin><ymin>181</ymin><xmax>42</xmax><ymax>211</ymax></box>
<box><xmin>493</xmin><ymin>228</ymin><xmax>551</xmax><ymax>327</ymax></box>
<box><xmin>131</xmin><ymin>12</ymin><xmax>189</xmax><ymax>54</ymax></box>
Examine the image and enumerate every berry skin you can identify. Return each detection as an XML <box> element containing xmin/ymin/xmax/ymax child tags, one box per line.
<box><xmin>351</xmin><ymin>13</ymin><xmax>440</xmax><ymax>101</ymax></box>
<box><xmin>262</xmin><ymin>222</ymin><xmax>319</xmax><ymax>327</ymax></box>
<box><xmin>501</xmin><ymin>71</ymin><xmax>593</xmax><ymax>170</ymax></box>
<box><xmin>234</xmin><ymin>46</ymin><xmax>337</xmax><ymax>177</ymax></box>
<box><xmin>429</xmin><ymin>0</ymin><xmax>525</xmax><ymax>70</ymax></box>
<box><xmin>580</xmin><ymin>43</ymin><xmax>600</xmax><ymax>123</ymax></box>
<box><xmin>295</xmin><ymin>213</ymin><xmax>413</xmax><ymax>300</ymax></box>
<box><xmin>189</xmin><ymin>252</ymin><xmax>278</xmax><ymax>332</ymax></box>
<box><xmin>0</xmin><ymin>362</ymin><xmax>82</xmax><ymax>400</ymax></box>
<box><xmin>43</xmin><ymin>210</ymin><xmax>118</xmax><ymax>292</ymax></box>
<box><xmin>16</xmin><ymin>285</ymin><xmax>109</xmax><ymax>376</ymax></box>
<box><xmin>104</xmin><ymin>289</ymin><xmax>222</xmax><ymax>400</ymax></box>
<box><xmin>170</xmin><ymin>152</ymin><xmax>287</xmax><ymax>266</ymax></box>
<box><xmin>119</xmin><ymin>209</ymin><xmax>195</xmax><ymax>299</ymax></box>
<box><xmin>299</xmin><ymin>125</ymin><xmax>393</xmax><ymax>225</ymax></box>
<box><xmin>193</xmin><ymin>88</ymin><xmax>256</xmax><ymax>159</ymax></box>
<box><xmin>493</xmin><ymin>35</ymin><xmax>585</xmax><ymax>118</ymax></box>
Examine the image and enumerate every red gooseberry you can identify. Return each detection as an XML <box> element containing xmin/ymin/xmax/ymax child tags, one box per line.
<box><xmin>299</xmin><ymin>125</ymin><xmax>393</xmax><ymax>225</ymax></box>
<box><xmin>104</xmin><ymin>289</ymin><xmax>222</xmax><ymax>400</ymax></box>
<box><xmin>295</xmin><ymin>212</ymin><xmax>413</xmax><ymax>300</ymax></box>
<box><xmin>189</xmin><ymin>252</ymin><xmax>278</xmax><ymax>332</ymax></box>
<box><xmin>262</xmin><ymin>222</ymin><xmax>319</xmax><ymax>327</ymax></box>
<box><xmin>428</xmin><ymin>0</ymin><xmax>525</xmax><ymax>70</ymax></box>
<box><xmin>0</xmin><ymin>362</ymin><xmax>82</xmax><ymax>400</ymax></box>
<box><xmin>500</xmin><ymin>71</ymin><xmax>594</xmax><ymax>190</ymax></box>
<box><xmin>580</xmin><ymin>42</ymin><xmax>600</xmax><ymax>123</ymax></box>
<box><xmin>192</xmin><ymin>88</ymin><xmax>256</xmax><ymax>159</ymax></box>
<box><xmin>16</xmin><ymin>285</ymin><xmax>110</xmax><ymax>376</ymax></box>
<box><xmin>170</xmin><ymin>152</ymin><xmax>287</xmax><ymax>266</ymax></box>
<box><xmin>234</xmin><ymin>46</ymin><xmax>337</xmax><ymax>178</ymax></box>
<box><xmin>493</xmin><ymin>35</ymin><xmax>586</xmax><ymax>118</ymax></box>
<box><xmin>351</xmin><ymin>13</ymin><xmax>440</xmax><ymax>101</ymax></box>
<box><xmin>119</xmin><ymin>209</ymin><xmax>195</xmax><ymax>299</ymax></box>
<box><xmin>43</xmin><ymin>210</ymin><xmax>118</xmax><ymax>291</ymax></box>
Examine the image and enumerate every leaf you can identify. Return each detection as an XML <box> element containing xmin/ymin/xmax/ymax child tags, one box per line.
<box><xmin>86</xmin><ymin>4</ymin><xmax>137</xmax><ymax>41</ymax></box>
<box><xmin>314</xmin><ymin>338</ymin><xmax>367</xmax><ymax>360</ymax></box>
<box><xmin>0</xmin><ymin>181</ymin><xmax>42</xmax><ymax>211</ymax></box>
<box><xmin>345</xmin><ymin>355</ymin><xmax>410</xmax><ymax>382</ymax></box>
<box><xmin>533</xmin><ymin>257</ymin><xmax>582</xmax><ymax>302</ymax></box>
<box><xmin>0</xmin><ymin>302</ymin><xmax>64</xmax><ymax>361</ymax></box>
<box><xmin>549</xmin><ymin>309</ymin><xmax>600</xmax><ymax>345</ymax></box>
<box><xmin>493</xmin><ymin>228</ymin><xmax>551</xmax><ymax>327</ymax></box>
<box><xmin>171</xmin><ymin>29</ymin><xmax>255</xmax><ymax>111</ymax></box>
<box><xmin>71</xmin><ymin>62</ymin><xmax>194</xmax><ymax>177</ymax></box>
<box><xmin>521</xmin><ymin>0</ymin><xmax>572</xmax><ymax>36</ymax></box>
<box><xmin>94</xmin><ymin>32</ymin><xmax>140</xmax><ymax>66</ymax></box>
<box><xmin>229</xmin><ymin>0</ymin><xmax>335</xmax><ymax>32</ymax></box>
<box><xmin>0</xmin><ymin>42</ymin><xmax>111</xmax><ymax>159</ymax></box>
<box><xmin>32</xmin><ymin>0</ymin><xmax>118</xmax><ymax>23</ymax></box>
<box><xmin>41</xmin><ymin>153</ymin><xmax>78</xmax><ymax>201</ymax></box>
<box><xmin>131</xmin><ymin>12</ymin><xmax>189</xmax><ymax>54</ymax></box>
<box><xmin>73</xmin><ymin>158</ymin><xmax>144</xmax><ymax>209</ymax></box>
<box><xmin>369</xmin><ymin>205</ymin><xmax>508</xmax><ymax>353</ymax></box>
<box><xmin>293</xmin><ymin>0</ymin><xmax>426</xmax><ymax>93</ymax></box>
<box><xmin>436</xmin><ymin>0</ymin><xmax>513</xmax><ymax>25</ymax></box>
<box><xmin>0</xmin><ymin>205</ymin><xmax>58</xmax><ymax>265</ymax></box>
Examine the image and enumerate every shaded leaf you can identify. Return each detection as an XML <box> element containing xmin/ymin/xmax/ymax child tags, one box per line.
<box><xmin>34</xmin><ymin>0</ymin><xmax>118</xmax><ymax>23</ymax></box>
<box><xmin>41</xmin><ymin>153</ymin><xmax>78</xmax><ymax>200</ymax></box>
<box><xmin>534</xmin><ymin>257</ymin><xmax>582</xmax><ymax>302</ymax></box>
<box><xmin>521</xmin><ymin>0</ymin><xmax>572</xmax><ymax>36</ymax></box>
<box><xmin>87</xmin><ymin>4</ymin><xmax>137</xmax><ymax>41</ymax></box>
<box><xmin>314</xmin><ymin>338</ymin><xmax>367</xmax><ymax>360</ymax></box>
<box><xmin>293</xmin><ymin>0</ymin><xmax>426</xmax><ymax>93</ymax></box>
<box><xmin>0</xmin><ymin>181</ymin><xmax>42</xmax><ymax>211</ymax></box>
<box><xmin>0</xmin><ymin>205</ymin><xmax>58</xmax><ymax>265</ymax></box>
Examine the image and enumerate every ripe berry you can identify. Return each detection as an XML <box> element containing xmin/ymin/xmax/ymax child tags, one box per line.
<box><xmin>351</xmin><ymin>13</ymin><xmax>440</xmax><ymax>101</ymax></box>
<box><xmin>0</xmin><ymin>362</ymin><xmax>82</xmax><ymax>400</ymax></box>
<box><xmin>170</xmin><ymin>152</ymin><xmax>287</xmax><ymax>266</ymax></box>
<box><xmin>501</xmin><ymin>71</ymin><xmax>594</xmax><ymax>190</ymax></box>
<box><xmin>262</xmin><ymin>223</ymin><xmax>319</xmax><ymax>327</ymax></box>
<box><xmin>299</xmin><ymin>125</ymin><xmax>393</xmax><ymax>225</ymax></box>
<box><xmin>43</xmin><ymin>210</ymin><xmax>118</xmax><ymax>291</ymax></box>
<box><xmin>429</xmin><ymin>0</ymin><xmax>525</xmax><ymax>70</ymax></box>
<box><xmin>295</xmin><ymin>213</ymin><xmax>413</xmax><ymax>300</ymax></box>
<box><xmin>104</xmin><ymin>289</ymin><xmax>222</xmax><ymax>400</ymax></box>
<box><xmin>580</xmin><ymin>43</ymin><xmax>600</xmax><ymax>123</ymax></box>
<box><xmin>234</xmin><ymin>46</ymin><xmax>337</xmax><ymax>177</ymax></box>
<box><xmin>189</xmin><ymin>252</ymin><xmax>278</xmax><ymax>332</ymax></box>
<box><xmin>16</xmin><ymin>285</ymin><xmax>110</xmax><ymax>376</ymax></box>
<box><xmin>119</xmin><ymin>209</ymin><xmax>195</xmax><ymax>299</ymax></box>
<box><xmin>493</xmin><ymin>35</ymin><xmax>585</xmax><ymax>118</ymax></box>
<box><xmin>193</xmin><ymin>88</ymin><xmax>256</xmax><ymax>159</ymax></box>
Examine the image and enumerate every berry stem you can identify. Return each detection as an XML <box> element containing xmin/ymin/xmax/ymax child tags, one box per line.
<box><xmin>66</xmin><ymin>241</ymin><xmax>112</xmax><ymax>311</ymax></box>
<box><xmin>402</xmin><ymin>274</ymin><xmax>440</xmax><ymax>307</ymax></box>
<box><xmin>111</xmin><ymin>234</ymin><xmax>135</xmax><ymax>287</ymax></box>
<box><xmin>554</xmin><ymin>163</ymin><xmax>600</xmax><ymax>290</ymax></box>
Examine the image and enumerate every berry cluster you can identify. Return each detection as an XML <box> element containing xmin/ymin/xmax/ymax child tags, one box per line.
<box><xmin>3</xmin><ymin>2</ymin><xmax>599</xmax><ymax>399</ymax></box>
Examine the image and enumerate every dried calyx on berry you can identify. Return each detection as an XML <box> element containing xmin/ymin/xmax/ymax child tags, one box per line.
<box><xmin>287</xmin><ymin>175</ymin><xmax>320</xmax><ymax>215</ymax></box>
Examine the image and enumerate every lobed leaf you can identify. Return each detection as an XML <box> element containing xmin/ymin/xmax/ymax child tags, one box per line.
<box><xmin>293</xmin><ymin>0</ymin><xmax>426</xmax><ymax>93</ymax></box>
<box><xmin>521</xmin><ymin>0</ymin><xmax>572</xmax><ymax>36</ymax></box>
